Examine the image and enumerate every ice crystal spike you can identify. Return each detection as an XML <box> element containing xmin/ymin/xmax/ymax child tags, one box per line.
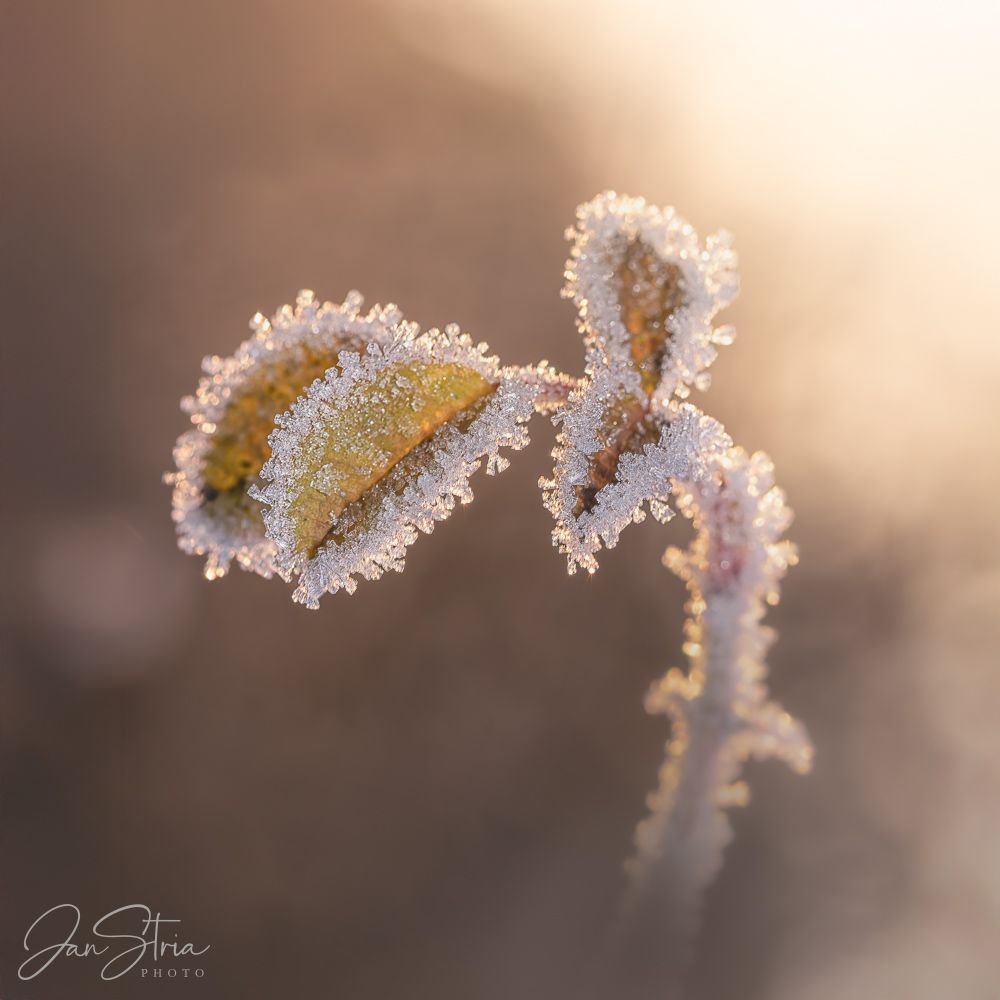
<box><xmin>544</xmin><ymin>193</ymin><xmax>740</xmax><ymax>574</ymax></box>
<box><xmin>166</xmin><ymin>290</ymin><xmax>404</xmax><ymax>581</ymax></box>
<box><xmin>250</xmin><ymin>325</ymin><xmax>546</xmax><ymax>608</ymax></box>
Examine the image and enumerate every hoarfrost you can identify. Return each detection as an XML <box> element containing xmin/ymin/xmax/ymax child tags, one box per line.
<box><xmin>541</xmin><ymin>389</ymin><xmax>732</xmax><ymax>573</ymax></box>
<box><xmin>543</xmin><ymin>195</ymin><xmax>811</xmax><ymax>979</ymax></box>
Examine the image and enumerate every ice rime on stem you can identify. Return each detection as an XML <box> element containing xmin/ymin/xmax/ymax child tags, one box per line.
<box><xmin>618</xmin><ymin>447</ymin><xmax>813</xmax><ymax>983</ymax></box>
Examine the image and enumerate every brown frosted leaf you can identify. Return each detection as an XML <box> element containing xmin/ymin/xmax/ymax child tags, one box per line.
<box><xmin>561</xmin><ymin>191</ymin><xmax>738</xmax><ymax>402</ymax></box>
<box><xmin>543</xmin><ymin>192</ymin><xmax>741</xmax><ymax>573</ymax></box>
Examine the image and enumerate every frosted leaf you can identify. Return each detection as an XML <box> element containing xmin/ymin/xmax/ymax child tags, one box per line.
<box><xmin>251</xmin><ymin>325</ymin><xmax>544</xmax><ymax>608</ymax></box>
<box><xmin>165</xmin><ymin>289</ymin><xmax>403</xmax><ymax>580</ymax></box>
<box><xmin>541</xmin><ymin>367</ymin><xmax>732</xmax><ymax>573</ymax></box>
<box><xmin>562</xmin><ymin>191</ymin><xmax>738</xmax><ymax>404</ymax></box>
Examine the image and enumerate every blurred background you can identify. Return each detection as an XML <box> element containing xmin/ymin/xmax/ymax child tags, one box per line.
<box><xmin>1</xmin><ymin>0</ymin><xmax>997</xmax><ymax>997</ymax></box>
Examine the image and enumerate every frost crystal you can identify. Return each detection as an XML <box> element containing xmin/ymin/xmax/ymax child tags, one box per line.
<box><xmin>251</xmin><ymin>325</ymin><xmax>546</xmax><ymax>608</ymax></box>
<box><xmin>620</xmin><ymin>447</ymin><xmax>813</xmax><ymax>973</ymax></box>
<box><xmin>166</xmin><ymin>289</ymin><xmax>401</xmax><ymax>580</ymax></box>
<box><xmin>544</xmin><ymin>192</ymin><xmax>740</xmax><ymax>574</ymax></box>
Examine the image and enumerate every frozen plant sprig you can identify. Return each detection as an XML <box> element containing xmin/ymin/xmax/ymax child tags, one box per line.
<box><xmin>167</xmin><ymin>192</ymin><xmax>812</xmax><ymax>982</ymax></box>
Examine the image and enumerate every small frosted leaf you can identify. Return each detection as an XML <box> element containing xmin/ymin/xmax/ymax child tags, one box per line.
<box><xmin>541</xmin><ymin>368</ymin><xmax>732</xmax><ymax>574</ymax></box>
<box><xmin>166</xmin><ymin>291</ymin><xmax>400</xmax><ymax>580</ymax></box>
<box><xmin>563</xmin><ymin>191</ymin><xmax>738</xmax><ymax>403</ymax></box>
<box><xmin>252</xmin><ymin>327</ymin><xmax>541</xmax><ymax>607</ymax></box>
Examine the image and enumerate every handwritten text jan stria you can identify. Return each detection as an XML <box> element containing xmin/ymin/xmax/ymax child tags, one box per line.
<box><xmin>19</xmin><ymin>904</ymin><xmax>210</xmax><ymax>981</ymax></box>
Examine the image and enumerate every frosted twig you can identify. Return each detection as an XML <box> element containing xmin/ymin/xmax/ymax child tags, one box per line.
<box><xmin>616</xmin><ymin>447</ymin><xmax>813</xmax><ymax>987</ymax></box>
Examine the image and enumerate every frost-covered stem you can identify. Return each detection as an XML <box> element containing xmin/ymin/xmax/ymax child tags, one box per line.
<box><xmin>615</xmin><ymin>448</ymin><xmax>812</xmax><ymax>994</ymax></box>
<box><xmin>619</xmin><ymin>591</ymin><xmax>759</xmax><ymax>989</ymax></box>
